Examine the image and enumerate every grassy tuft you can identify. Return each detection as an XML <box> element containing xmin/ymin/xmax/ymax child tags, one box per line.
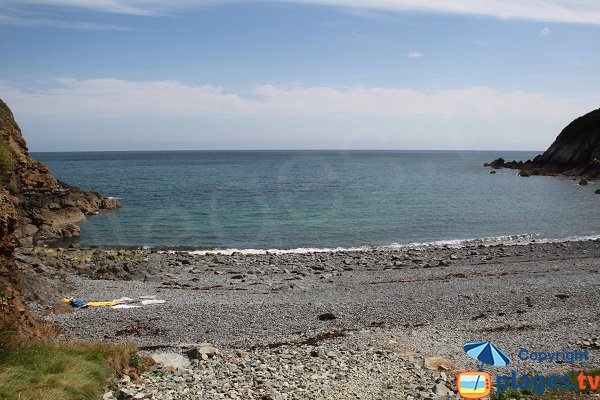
<box><xmin>0</xmin><ymin>135</ymin><xmax>14</xmax><ymax>181</ymax></box>
<box><xmin>0</xmin><ymin>341</ymin><xmax>140</xmax><ymax>400</ymax></box>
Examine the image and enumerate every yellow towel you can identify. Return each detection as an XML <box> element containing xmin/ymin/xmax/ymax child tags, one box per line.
<box><xmin>86</xmin><ymin>301</ymin><xmax>121</xmax><ymax>307</ymax></box>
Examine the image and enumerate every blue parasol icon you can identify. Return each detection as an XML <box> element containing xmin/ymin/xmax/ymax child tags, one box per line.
<box><xmin>464</xmin><ymin>341</ymin><xmax>511</xmax><ymax>395</ymax></box>
<box><xmin>464</xmin><ymin>341</ymin><xmax>511</xmax><ymax>370</ymax></box>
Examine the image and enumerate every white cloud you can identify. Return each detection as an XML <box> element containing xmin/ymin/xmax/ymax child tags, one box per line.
<box><xmin>539</xmin><ymin>27</ymin><xmax>551</xmax><ymax>36</ymax></box>
<box><xmin>0</xmin><ymin>13</ymin><xmax>129</xmax><ymax>30</ymax></box>
<box><xmin>1</xmin><ymin>0</ymin><xmax>168</xmax><ymax>16</ymax></box>
<box><xmin>0</xmin><ymin>78</ymin><xmax>593</xmax><ymax>120</ymax></box>
<box><xmin>407</xmin><ymin>51</ymin><xmax>424</xmax><ymax>58</ymax></box>
<box><xmin>273</xmin><ymin>0</ymin><xmax>600</xmax><ymax>25</ymax></box>
<box><xmin>4</xmin><ymin>0</ymin><xmax>600</xmax><ymax>25</ymax></box>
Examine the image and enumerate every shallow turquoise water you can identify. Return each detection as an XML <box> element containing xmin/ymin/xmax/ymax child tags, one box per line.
<box><xmin>33</xmin><ymin>150</ymin><xmax>600</xmax><ymax>250</ymax></box>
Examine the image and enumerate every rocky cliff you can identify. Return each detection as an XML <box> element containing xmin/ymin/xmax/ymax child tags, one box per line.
<box><xmin>486</xmin><ymin>108</ymin><xmax>600</xmax><ymax>179</ymax></box>
<box><xmin>0</xmin><ymin>99</ymin><xmax>121</xmax><ymax>246</ymax></box>
<box><xmin>0</xmin><ymin>186</ymin><xmax>46</xmax><ymax>340</ymax></box>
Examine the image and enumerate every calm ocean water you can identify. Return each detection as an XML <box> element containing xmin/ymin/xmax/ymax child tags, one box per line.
<box><xmin>33</xmin><ymin>150</ymin><xmax>600</xmax><ymax>251</ymax></box>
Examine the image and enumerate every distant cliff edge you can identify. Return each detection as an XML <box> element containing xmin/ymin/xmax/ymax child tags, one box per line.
<box><xmin>486</xmin><ymin>108</ymin><xmax>600</xmax><ymax>179</ymax></box>
<box><xmin>0</xmin><ymin>99</ymin><xmax>121</xmax><ymax>246</ymax></box>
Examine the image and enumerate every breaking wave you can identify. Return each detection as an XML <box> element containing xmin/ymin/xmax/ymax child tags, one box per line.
<box><xmin>162</xmin><ymin>233</ymin><xmax>600</xmax><ymax>255</ymax></box>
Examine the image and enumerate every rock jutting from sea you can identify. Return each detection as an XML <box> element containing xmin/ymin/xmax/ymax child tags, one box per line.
<box><xmin>486</xmin><ymin>107</ymin><xmax>600</xmax><ymax>179</ymax></box>
<box><xmin>0</xmin><ymin>99</ymin><xmax>121</xmax><ymax>246</ymax></box>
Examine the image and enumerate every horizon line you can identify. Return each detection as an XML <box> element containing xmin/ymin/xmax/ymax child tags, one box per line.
<box><xmin>29</xmin><ymin>148</ymin><xmax>545</xmax><ymax>153</ymax></box>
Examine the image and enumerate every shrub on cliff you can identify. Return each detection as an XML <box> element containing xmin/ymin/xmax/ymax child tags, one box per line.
<box><xmin>0</xmin><ymin>137</ymin><xmax>13</xmax><ymax>182</ymax></box>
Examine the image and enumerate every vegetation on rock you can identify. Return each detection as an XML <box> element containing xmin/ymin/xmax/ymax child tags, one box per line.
<box><xmin>0</xmin><ymin>136</ymin><xmax>13</xmax><ymax>182</ymax></box>
<box><xmin>0</xmin><ymin>341</ymin><xmax>141</xmax><ymax>400</ymax></box>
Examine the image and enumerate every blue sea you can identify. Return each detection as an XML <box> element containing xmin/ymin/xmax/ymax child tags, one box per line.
<box><xmin>33</xmin><ymin>150</ymin><xmax>600</xmax><ymax>252</ymax></box>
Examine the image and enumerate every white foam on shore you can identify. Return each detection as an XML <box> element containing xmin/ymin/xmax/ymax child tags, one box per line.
<box><xmin>387</xmin><ymin>233</ymin><xmax>539</xmax><ymax>249</ymax></box>
<box><xmin>182</xmin><ymin>246</ymin><xmax>372</xmax><ymax>256</ymax></box>
<box><xmin>162</xmin><ymin>233</ymin><xmax>600</xmax><ymax>255</ymax></box>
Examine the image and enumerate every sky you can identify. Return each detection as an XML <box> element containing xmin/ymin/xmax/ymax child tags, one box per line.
<box><xmin>1</xmin><ymin>1</ymin><xmax>600</xmax><ymax>151</ymax></box>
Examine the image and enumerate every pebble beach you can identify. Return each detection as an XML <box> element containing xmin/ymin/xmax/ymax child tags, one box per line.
<box><xmin>17</xmin><ymin>239</ymin><xmax>600</xmax><ymax>399</ymax></box>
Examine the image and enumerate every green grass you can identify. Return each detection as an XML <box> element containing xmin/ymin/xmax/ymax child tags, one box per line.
<box><xmin>0</xmin><ymin>135</ymin><xmax>14</xmax><ymax>181</ymax></box>
<box><xmin>0</xmin><ymin>341</ymin><xmax>139</xmax><ymax>400</ymax></box>
<box><xmin>491</xmin><ymin>370</ymin><xmax>600</xmax><ymax>399</ymax></box>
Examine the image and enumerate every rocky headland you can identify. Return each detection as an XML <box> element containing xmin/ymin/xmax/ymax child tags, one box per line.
<box><xmin>486</xmin><ymin>107</ymin><xmax>600</xmax><ymax>180</ymax></box>
<box><xmin>0</xmin><ymin>99</ymin><xmax>121</xmax><ymax>246</ymax></box>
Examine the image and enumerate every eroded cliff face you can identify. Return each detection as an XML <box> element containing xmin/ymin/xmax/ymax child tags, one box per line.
<box><xmin>0</xmin><ymin>186</ymin><xmax>44</xmax><ymax>340</ymax></box>
<box><xmin>0</xmin><ymin>99</ymin><xmax>121</xmax><ymax>246</ymax></box>
<box><xmin>486</xmin><ymin>108</ymin><xmax>600</xmax><ymax>178</ymax></box>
